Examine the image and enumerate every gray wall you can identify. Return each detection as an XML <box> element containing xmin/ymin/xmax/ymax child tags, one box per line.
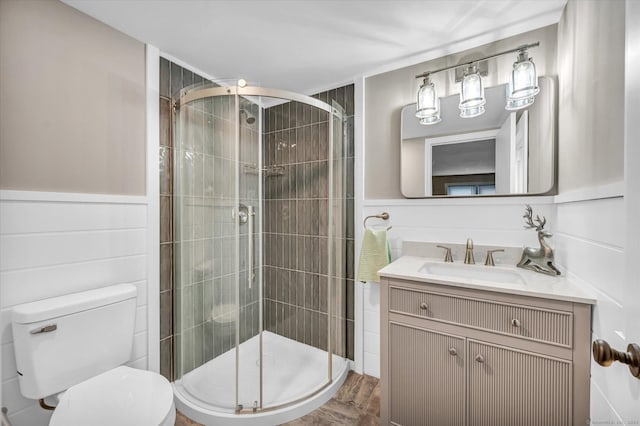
<box><xmin>364</xmin><ymin>26</ymin><xmax>558</xmax><ymax>199</ymax></box>
<box><xmin>557</xmin><ymin>0</ymin><xmax>625</xmax><ymax>192</ymax></box>
<box><xmin>0</xmin><ymin>0</ymin><xmax>146</xmax><ymax>195</ymax></box>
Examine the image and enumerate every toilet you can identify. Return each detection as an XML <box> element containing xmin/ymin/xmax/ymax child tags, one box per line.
<box><xmin>11</xmin><ymin>284</ymin><xmax>176</xmax><ymax>426</ymax></box>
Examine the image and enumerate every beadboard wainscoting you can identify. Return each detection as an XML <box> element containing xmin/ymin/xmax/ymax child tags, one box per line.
<box><xmin>553</xmin><ymin>191</ymin><xmax>626</xmax><ymax>423</ymax></box>
<box><xmin>0</xmin><ymin>191</ymin><xmax>150</xmax><ymax>426</ymax></box>
<box><xmin>356</xmin><ymin>198</ymin><xmax>555</xmax><ymax>378</ymax></box>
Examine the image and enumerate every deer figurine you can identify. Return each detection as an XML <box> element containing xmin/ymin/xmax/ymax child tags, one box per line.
<box><xmin>517</xmin><ymin>205</ymin><xmax>561</xmax><ymax>276</ymax></box>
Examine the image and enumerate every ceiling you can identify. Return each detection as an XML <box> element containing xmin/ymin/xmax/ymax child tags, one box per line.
<box><xmin>62</xmin><ymin>0</ymin><xmax>567</xmax><ymax>94</ymax></box>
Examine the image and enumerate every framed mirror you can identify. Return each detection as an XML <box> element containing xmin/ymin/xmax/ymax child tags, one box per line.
<box><xmin>401</xmin><ymin>76</ymin><xmax>556</xmax><ymax>198</ymax></box>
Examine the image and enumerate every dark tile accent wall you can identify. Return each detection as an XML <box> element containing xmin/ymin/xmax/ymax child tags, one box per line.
<box><xmin>263</xmin><ymin>85</ymin><xmax>355</xmax><ymax>359</ymax></box>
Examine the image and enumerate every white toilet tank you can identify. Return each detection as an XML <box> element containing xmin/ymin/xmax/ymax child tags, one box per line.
<box><xmin>12</xmin><ymin>284</ymin><xmax>137</xmax><ymax>400</ymax></box>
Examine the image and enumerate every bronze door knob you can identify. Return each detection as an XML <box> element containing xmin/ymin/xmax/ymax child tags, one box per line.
<box><xmin>592</xmin><ymin>339</ymin><xmax>640</xmax><ymax>378</ymax></box>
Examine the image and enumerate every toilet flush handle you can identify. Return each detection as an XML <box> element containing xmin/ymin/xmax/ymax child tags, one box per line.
<box><xmin>30</xmin><ymin>324</ymin><xmax>57</xmax><ymax>335</ymax></box>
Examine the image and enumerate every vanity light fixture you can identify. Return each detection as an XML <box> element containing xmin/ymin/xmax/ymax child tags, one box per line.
<box><xmin>415</xmin><ymin>76</ymin><xmax>442</xmax><ymax>125</ymax></box>
<box><xmin>505</xmin><ymin>78</ymin><xmax>535</xmax><ymax>110</ymax></box>
<box><xmin>414</xmin><ymin>41</ymin><xmax>540</xmax><ymax>124</ymax></box>
<box><xmin>505</xmin><ymin>50</ymin><xmax>539</xmax><ymax>111</ymax></box>
<box><xmin>508</xmin><ymin>49</ymin><xmax>540</xmax><ymax>103</ymax></box>
<box><xmin>459</xmin><ymin>64</ymin><xmax>486</xmax><ymax>118</ymax></box>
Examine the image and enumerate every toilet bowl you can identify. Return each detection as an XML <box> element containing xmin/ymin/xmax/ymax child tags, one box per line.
<box><xmin>11</xmin><ymin>284</ymin><xmax>175</xmax><ymax>426</ymax></box>
<box><xmin>50</xmin><ymin>366</ymin><xmax>175</xmax><ymax>426</ymax></box>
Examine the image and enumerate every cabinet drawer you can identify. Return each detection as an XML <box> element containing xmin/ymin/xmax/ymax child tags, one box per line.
<box><xmin>389</xmin><ymin>286</ymin><xmax>573</xmax><ymax>347</ymax></box>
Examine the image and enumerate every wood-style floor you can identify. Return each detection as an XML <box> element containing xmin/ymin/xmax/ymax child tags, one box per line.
<box><xmin>175</xmin><ymin>371</ymin><xmax>380</xmax><ymax>426</ymax></box>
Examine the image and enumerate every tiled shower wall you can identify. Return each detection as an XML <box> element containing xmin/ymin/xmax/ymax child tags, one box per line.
<box><xmin>263</xmin><ymin>86</ymin><xmax>355</xmax><ymax>359</ymax></box>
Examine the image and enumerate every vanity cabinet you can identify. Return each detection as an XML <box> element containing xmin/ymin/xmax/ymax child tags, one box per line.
<box><xmin>380</xmin><ymin>277</ymin><xmax>591</xmax><ymax>426</ymax></box>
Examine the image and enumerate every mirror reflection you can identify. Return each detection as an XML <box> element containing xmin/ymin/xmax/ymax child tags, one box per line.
<box><xmin>401</xmin><ymin>76</ymin><xmax>556</xmax><ymax>198</ymax></box>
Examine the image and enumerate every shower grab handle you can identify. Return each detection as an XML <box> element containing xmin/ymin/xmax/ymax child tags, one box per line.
<box><xmin>248</xmin><ymin>205</ymin><xmax>254</xmax><ymax>289</ymax></box>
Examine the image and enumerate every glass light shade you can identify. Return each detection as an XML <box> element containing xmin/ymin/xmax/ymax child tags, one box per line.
<box><xmin>459</xmin><ymin>104</ymin><xmax>486</xmax><ymax>118</ymax></box>
<box><xmin>459</xmin><ymin>70</ymin><xmax>485</xmax><ymax>118</ymax></box>
<box><xmin>506</xmin><ymin>96</ymin><xmax>535</xmax><ymax>110</ymax></box>
<box><xmin>508</xmin><ymin>51</ymin><xmax>540</xmax><ymax>100</ymax></box>
<box><xmin>419</xmin><ymin>106</ymin><xmax>442</xmax><ymax>125</ymax></box>
<box><xmin>505</xmin><ymin>79</ymin><xmax>535</xmax><ymax>110</ymax></box>
<box><xmin>506</xmin><ymin>97</ymin><xmax>535</xmax><ymax>110</ymax></box>
<box><xmin>416</xmin><ymin>78</ymin><xmax>439</xmax><ymax>119</ymax></box>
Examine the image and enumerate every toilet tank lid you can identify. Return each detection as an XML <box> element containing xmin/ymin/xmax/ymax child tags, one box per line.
<box><xmin>12</xmin><ymin>284</ymin><xmax>137</xmax><ymax>324</ymax></box>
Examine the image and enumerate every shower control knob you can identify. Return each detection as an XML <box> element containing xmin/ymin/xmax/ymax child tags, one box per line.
<box><xmin>231</xmin><ymin>204</ymin><xmax>249</xmax><ymax>224</ymax></box>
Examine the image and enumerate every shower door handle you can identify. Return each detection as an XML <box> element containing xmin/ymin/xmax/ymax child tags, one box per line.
<box><xmin>247</xmin><ymin>205</ymin><xmax>255</xmax><ymax>289</ymax></box>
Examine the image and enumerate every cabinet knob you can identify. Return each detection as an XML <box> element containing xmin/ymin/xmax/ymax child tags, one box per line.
<box><xmin>448</xmin><ymin>347</ymin><xmax>457</xmax><ymax>356</ymax></box>
<box><xmin>511</xmin><ymin>318</ymin><xmax>521</xmax><ymax>327</ymax></box>
<box><xmin>593</xmin><ymin>339</ymin><xmax>640</xmax><ymax>379</ymax></box>
<box><xmin>475</xmin><ymin>354</ymin><xmax>485</xmax><ymax>363</ymax></box>
<box><xmin>419</xmin><ymin>302</ymin><xmax>428</xmax><ymax>310</ymax></box>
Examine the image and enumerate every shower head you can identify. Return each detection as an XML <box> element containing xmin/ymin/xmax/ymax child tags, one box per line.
<box><xmin>240</xmin><ymin>108</ymin><xmax>256</xmax><ymax>125</ymax></box>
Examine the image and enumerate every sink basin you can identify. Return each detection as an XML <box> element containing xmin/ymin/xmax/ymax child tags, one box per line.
<box><xmin>419</xmin><ymin>261</ymin><xmax>526</xmax><ymax>285</ymax></box>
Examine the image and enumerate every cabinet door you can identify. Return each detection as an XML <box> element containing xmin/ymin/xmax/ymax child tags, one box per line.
<box><xmin>467</xmin><ymin>340</ymin><xmax>571</xmax><ymax>426</ymax></box>
<box><xmin>389</xmin><ymin>323</ymin><xmax>464</xmax><ymax>426</ymax></box>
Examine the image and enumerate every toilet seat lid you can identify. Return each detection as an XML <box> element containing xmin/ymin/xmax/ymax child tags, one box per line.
<box><xmin>50</xmin><ymin>366</ymin><xmax>174</xmax><ymax>426</ymax></box>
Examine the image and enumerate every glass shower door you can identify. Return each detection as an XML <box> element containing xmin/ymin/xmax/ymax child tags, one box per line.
<box><xmin>235</xmin><ymin>94</ymin><xmax>262</xmax><ymax>412</ymax></box>
<box><xmin>329</xmin><ymin>100</ymin><xmax>347</xmax><ymax>364</ymax></box>
<box><xmin>174</xmin><ymin>85</ymin><xmax>347</xmax><ymax>416</ymax></box>
<box><xmin>174</xmin><ymin>89</ymin><xmax>240</xmax><ymax>411</ymax></box>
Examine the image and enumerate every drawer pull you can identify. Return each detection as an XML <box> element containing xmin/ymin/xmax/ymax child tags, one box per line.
<box><xmin>448</xmin><ymin>347</ymin><xmax>458</xmax><ymax>356</ymax></box>
<box><xmin>475</xmin><ymin>354</ymin><xmax>485</xmax><ymax>363</ymax></box>
<box><xmin>419</xmin><ymin>302</ymin><xmax>428</xmax><ymax>310</ymax></box>
<box><xmin>511</xmin><ymin>318</ymin><xmax>521</xmax><ymax>327</ymax></box>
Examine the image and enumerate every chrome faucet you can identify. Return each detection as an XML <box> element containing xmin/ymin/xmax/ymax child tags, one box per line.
<box><xmin>436</xmin><ymin>245</ymin><xmax>454</xmax><ymax>262</ymax></box>
<box><xmin>464</xmin><ymin>239</ymin><xmax>475</xmax><ymax>264</ymax></box>
<box><xmin>484</xmin><ymin>249</ymin><xmax>504</xmax><ymax>266</ymax></box>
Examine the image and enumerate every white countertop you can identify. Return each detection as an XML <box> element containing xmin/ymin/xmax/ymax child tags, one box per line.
<box><xmin>378</xmin><ymin>256</ymin><xmax>597</xmax><ymax>305</ymax></box>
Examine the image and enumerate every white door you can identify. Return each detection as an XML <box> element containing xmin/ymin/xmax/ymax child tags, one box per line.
<box><xmin>620</xmin><ymin>1</ymin><xmax>640</xmax><ymax>420</ymax></box>
<box><xmin>595</xmin><ymin>2</ymin><xmax>640</xmax><ymax>421</ymax></box>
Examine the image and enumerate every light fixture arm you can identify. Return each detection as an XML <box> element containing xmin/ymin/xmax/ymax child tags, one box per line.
<box><xmin>415</xmin><ymin>42</ymin><xmax>540</xmax><ymax>80</ymax></box>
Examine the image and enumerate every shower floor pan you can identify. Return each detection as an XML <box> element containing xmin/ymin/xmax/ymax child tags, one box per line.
<box><xmin>173</xmin><ymin>331</ymin><xmax>349</xmax><ymax>426</ymax></box>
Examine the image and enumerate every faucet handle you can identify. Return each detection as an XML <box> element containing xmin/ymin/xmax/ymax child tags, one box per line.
<box><xmin>436</xmin><ymin>245</ymin><xmax>454</xmax><ymax>263</ymax></box>
<box><xmin>484</xmin><ymin>249</ymin><xmax>505</xmax><ymax>266</ymax></box>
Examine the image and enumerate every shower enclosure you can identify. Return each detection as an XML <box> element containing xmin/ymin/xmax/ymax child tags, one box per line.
<box><xmin>171</xmin><ymin>83</ymin><xmax>349</xmax><ymax>424</ymax></box>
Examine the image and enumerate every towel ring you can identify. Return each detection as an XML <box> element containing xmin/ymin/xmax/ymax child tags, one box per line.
<box><xmin>363</xmin><ymin>212</ymin><xmax>391</xmax><ymax>230</ymax></box>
